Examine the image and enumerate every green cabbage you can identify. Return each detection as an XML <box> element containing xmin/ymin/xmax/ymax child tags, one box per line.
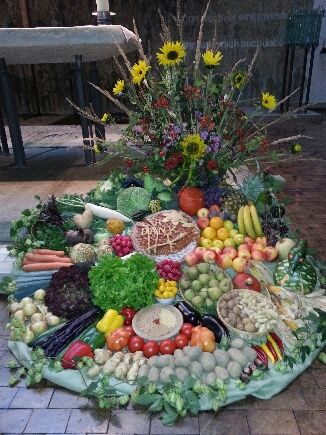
<box><xmin>117</xmin><ymin>187</ymin><xmax>150</xmax><ymax>216</ymax></box>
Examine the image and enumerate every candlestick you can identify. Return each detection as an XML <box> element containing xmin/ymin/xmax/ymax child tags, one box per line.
<box><xmin>96</xmin><ymin>0</ymin><xmax>110</xmax><ymax>12</ymax></box>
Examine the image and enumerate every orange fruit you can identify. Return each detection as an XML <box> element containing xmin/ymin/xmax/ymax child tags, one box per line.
<box><xmin>209</xmin><ymin>216</ymin><xmax>224</xmax><ymax>230</ymax></box>
<box><xmin>202</xmin><ymin>227</ymin><xmax>216</xmax><ymax>240</ymax></box>
<box><xmin>216</xmin><ymin>227</ymin><xmax>229</xmax><ymax>241</ymax></box>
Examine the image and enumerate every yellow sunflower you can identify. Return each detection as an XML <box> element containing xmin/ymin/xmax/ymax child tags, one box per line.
<box><xmin>202</xmin><ymin>50</ymin><xmax>223</xmax><ymax>67</ymax></box>
<box><xmin>101</xmin><ymin>113</ymin><xmax>110</xmax><ymax>123</ymax></box>
<box><xmin>232</xmin><ymin>71</ymin><xmax>246</xmax><ymax>89</ymax></box>
<box><xmin>156</xmin><ymin>41</ymin><xmax>186</xmax><ymax>67</ymax></box>
<box><xmin>112</xmin><ymin>79</ymin><xmax>125</xmax><ymax>96</ymax></box>
<box><xmin>131</xmin><ymin>60</ymin><xmax>150</xmax><ymax>85</ymax></box>
<box><xmin>181</xmin><ymin>134</ymin><xmax>206</xmax><ymax>160</ymax></box>
<box><xmin>261</xmin><ymin>92</ymin><xmax>277</xmax><ymax>111</ymax></box>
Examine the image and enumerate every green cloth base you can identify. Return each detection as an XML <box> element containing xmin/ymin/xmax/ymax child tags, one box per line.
<box><xmin>7</xmin><ymin>340</ymin><xmax>324</xmax><ymax>410</ymax></box>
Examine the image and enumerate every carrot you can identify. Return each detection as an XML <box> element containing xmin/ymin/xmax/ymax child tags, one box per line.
<box><xmin>33</xmin><ymin>249</ymin><xmax>65</xmax><ymax>257</ymax></box>
<box><xmin>25</xmin><ymin>253</ymin><xmax>71</xmax><ymax>263</ymax></box>
<box><xmin>22</xmin><ymin>262</ymin><xmax>73</xmax><ymax>272</ymax></box>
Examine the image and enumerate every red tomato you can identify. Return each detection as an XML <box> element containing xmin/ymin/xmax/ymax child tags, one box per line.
<box><xmin>124</xmin><ymin>326</ymin><xmax>135</xmax><ymax>337</ymax></box>
<box><xmin>128</xmin><ymin>335</ymin><xmax>145</xmax><ymax>353</ymax></box>
<box><xmin>159</xmin><ymin>339</ymin><xmax>176</xmax><ymax>355</ymax></box>
<box><xmin>180</xmin><ymin>323</ymin><xmax>194</xmax><ymax>339</ymax></box>
<box><xmin>174</xmin><ymin>333</ymin><xmax>189</xmax><ymax>349</ymax></box>
<box><xmin>143</xmin><ymin>340</ymin><xmax>159</xmax><ymax>358</ymax></box>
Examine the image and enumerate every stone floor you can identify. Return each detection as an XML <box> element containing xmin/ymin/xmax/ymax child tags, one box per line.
<box><xmin>0</xmin><ymin>113</ymin><xmax>325</xmax><ymax>434</ymax></box>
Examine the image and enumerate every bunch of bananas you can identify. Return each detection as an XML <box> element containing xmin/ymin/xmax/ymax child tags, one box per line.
<box><xmin>237</xmin><ymin>203</ymin><xmax>263</xmax><ymax>239</ymax></box>
<box><xmin>154</xmin><ymin>279</ymin><xmax>178</xmax><ymax>299</ymax></box>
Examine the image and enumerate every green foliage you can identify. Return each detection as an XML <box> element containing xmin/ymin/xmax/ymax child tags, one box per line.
<box><xmin>82</xmin><ymin>375</ymin><xmax>129</xmax><ymax>409</ymax></box>
<box><xmin>89</xmin><ymin>253</ymin><xmax>159</xmax><ymax>311</ymax></box>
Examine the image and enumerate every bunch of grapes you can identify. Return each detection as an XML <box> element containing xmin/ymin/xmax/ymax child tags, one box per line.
<box><xmin>156</xmin><ymin>259</ymin><xmax>182</xmax><ymax>281</ymax></box>
<box><xmin>262</xmin><ymin>206</ymin><xmax>288</xmax><ymax>246</ymax></box>
<box><xmin>111</xmin><ymin>235</ymin><xmax>134</xmax><ymax>257</ymax></box>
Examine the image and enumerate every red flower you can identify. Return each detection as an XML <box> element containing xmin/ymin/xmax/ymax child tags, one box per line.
<box><xmin>239</xmin><ymin>142</ymin><xmax>246</xmax><ymax>152</ymax></box>
<box><xmin>153</xmin><ymin>96</ymin><xmax>169</xmax><ymax>109</ymax></box>
<box><xmin>260</xmin><ymin>138</ymin><xmax>269</xmax><ymax>151</ymax></box>
<box><xmin>200</xmin><ymin>116</ymin><xmax>215</xmax><ymax>131</ymax></box>
<box><xmin>125</xmin><ymin>159</ymin><xmax>133</xmax><ymax>168</ymax></box>
<box><xmin>207</xmin><ymin>160</ymin><xmax>218</xmax><ymax>171</ymax></box>
<box><xmin>183</xmin><ymin>85</ymin><xmax>201</xmax><ymax>100</ymax></box>
<box><xmin>143</xmin><ymin>166</ymin><xmax>149</xmax><ymax>173</ymax></box>
<box><xmin>164</xmin><ymin>153</ymin><xmax>183</xmax><ymax>170</ymax></box>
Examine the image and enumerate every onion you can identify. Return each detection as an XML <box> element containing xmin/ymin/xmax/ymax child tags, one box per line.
<box><xmin>23</xmin><ymin>303</ymin><xmax>37</xmax><ymax>317</ymax></box>
<box><xmin>46</xmin><ymin>315</ymin><xmax>61</xmax><ymax>326</ymax></box>
<box><xmin>9</xmin><ymin>302</ymin><xmax>21</xmax><ymax>314</ymax></box>
<box><xmin>23</xmin><ymin>329</ymin><xmax>35</xmax><ymax>344</ymax></box>
<box><xmin>31</xmin><ymin>313</ymin><xmax>43</xmax><ymax>323</ymax></box>
<box><xmin>20</xmin><ymin>297</ymin><xmax>33</xmax><ymax>306</ymax></box>
<box><xmin>34</xmin><ymin>289</ymin><xmax>46</xmax><ymax>301</ymax></box>
<box><xmin>13</xmin><ymin>310</ymin><xmax>25</xmax><ymax>322</ymax></box>
<box><xmin>30</xmin><ymin>321</ymin><xmax>47</xmax><ymax>335</ymax></box>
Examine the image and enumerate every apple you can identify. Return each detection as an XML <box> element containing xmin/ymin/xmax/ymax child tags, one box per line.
<box><xmin>255</xmin><ymin>236</ymin><xmax>267</xmax><ymax>247</ymax></box>
<box><xmin>232</xmin><ymin>257</ymin><xmax>247</xmax><ymax>273</ymax></box>
<box><xmin>251</xmin><ymin>243</ymin><xmax>265</xmax><ymax>252</ymax></box>
<box><xmin>222</xmin><ymin>246</ymin><xmax>237</xmax><ymax>260</ymax></box>
<box><xmin>201</xmin><ymin>238</ymin><xmax>213</xmax><ymax>249</ymax></box>
<box><xmin>229</xmin><ymin>229</ymin><xmax>239</xmax><ymax>238</ymax></box>
<box><xmin>244</xmin><ymin>236</ymin><xmax>255</xmax><ymax>248</ymax></box>
<box><xmin>197</xmin><ymin>208</ymin><xmax>209</xmax><ymax>218</ymax></box>
<box><xmin>212</xmin><ymin>239</ymin><xmax>224</xmax><ymax>249</ymax></box>
<box><xmin>197</xmin><ymin>217</ymin><xmax>210</xmax><ymax>229</ymax></box>
<box><xmin>203</xmin><ymin>250</ymin><xmax>216</xmax><ymax>263</ymax></box>
<box><xmin>216</xmin><ymin>254</ymin><xmax>233</xmax><ymax>269</ymax></box>
<box><xmin>223</xmin><ymin>238</ymin><xmax>235</xmax><ymax>248</ymax></box>
<box><xmin>232</xmin><ymin>273</ymin><xmax>261</xmax><ymax>292</ymax></box>
<box><xmin>238</xmin><ymin>243</ymin><xmax>250</xmax><ymax>253</ymax></box>
<box><xmin>185</xmin><ymin>252</ymin><xmax>200</xmax><ymax>266</ymax></box>
<box><xmin>275</xmin><ymin>238</ymin><xmax>297</xmax><ymax>260</ymax></box>
<box><xmin>251</xmin><ymin>250</ymin><xmax>267</xmax><ymax>261</ymax></box>
<box><xmin>264</xmin><ymin>246</ymin><xmax>278</xmax><ymax>261</ymax></box>
<box><xmin>223</xmin><ymin>220</ymin><xmax>234</xmax><ymax>231</ymax></box>
<box><xmin>233</xmin><ymin>233</ymin><xmax>245</xmax><ymax>245</ymax></box>
<box><xmin>209</xmin><ymin>205</ymin><xmax>221</xmax><ymax>213</ymax></box>
<box><xmin>194</xmin><ymin>247</ymin><xmax>207</xmax><ymax>259</ymax></box>
<box><xmin>210</xmin><ymin>247</ymin><xmax>222</xmax><ymax>256</ymax></box>
<box><xmin>237</xmin><ymin>252</ymin><xmax>251</xmax><ymax>261</ymax></box>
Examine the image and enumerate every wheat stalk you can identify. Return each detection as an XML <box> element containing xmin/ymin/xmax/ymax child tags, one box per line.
<box><xmin>158</xmin><ymin>9</ymin><xmax>171</xmax><ymax>42</ymax></box>
<box><xmin>88</xmin><ymin>83</ymin><xmax>131</xmax><ymax>116</ymax></box>
<box><xmin>132</xmin><ymin>18</ymin><xmax>148</xmax><ymax>62</ymax></box>
<box><xmin>270</xmin><ymin>134</ymin><xmax>313</xmax><ymax>146</ymax></box>
<box><xmin>172</xmin><ymin>0</ymin><xmax>185</xmax><ymax>41</ymax></box>
<box><xmin>66</xmin><ymin>98</ymin><xmax>104</xmax><ymax>125</ymax></box>
<box><xmin>194</xmin><ymin>1</ymin><xmax>211</xmax><ymax>74</ymax></box>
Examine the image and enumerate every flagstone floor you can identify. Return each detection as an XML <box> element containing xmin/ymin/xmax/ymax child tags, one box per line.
<box><xmin>0</xmin><ymin>113</ymin><xmax>325</xmax><ymax>434</ymax></box>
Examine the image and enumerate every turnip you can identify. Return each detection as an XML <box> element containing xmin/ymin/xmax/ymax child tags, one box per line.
<box><xmin>23</xmin><ymin>303</ymin><xmax>37</xmax><ymax>317</ymax></box>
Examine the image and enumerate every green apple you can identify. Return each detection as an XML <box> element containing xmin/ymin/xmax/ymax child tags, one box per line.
<box><xmin>223</xmin><ymin>220</ymin><xmax>234</xmax><ymax>231</ymax></box>
<box><xmin>219</xmin><ymin>278</ymin><xmax>232</xmax><ymax>293</ymax></box>
<box><xmin>199</xmin><ymin>273</ymin><xmax>210</xmax><ymax>286</ymax></box>
<box><xmin>191</xmin><ymin>280</ymin><xmax>202</xmax><ymax>293</ymax></box>
<box><xmin>212</xmin><ymin>239</ymin><xmax>224</xmax><ymax>249</ymax></box>
<box><xmin>192</xmin><ymin>295</ymin><xmax>203</xmax><ymax>307</ymax></box>
<box><xmin>187</xmin><ymin>266</ymin><xmax>198</xmax><ymax>279</ymax></box>
<box><xmin>223</xmin><ymin>238</ymin><xmax>235</xmax><ymax>248</ymax></box>
<box><xmin>179</xmin><ymin>277</ymin><xmax>191</xmax><ymax>289</ymax></box>
<box><xmin>209</xmin><ymin>279</ymin><xmax>220</xmax><ymax>288</ymax></box>
<box><xmin>197</xmin><ymin>262</ymin><xmax>210</xmax><ymax>274</ymax></box>
<box><xmin>208</xmin><ymin>286</ymin><xmax>222</xmax><ymax>301</ymax></box>
<box><xmin>184</xmin><ymin>289</ymin><xmax>195</xmax><ymax>301</ymax></box>
<box><xmin>233</xmin><ymin>233</ymin><xmax>245</xmax><ymax>245</ymax></box>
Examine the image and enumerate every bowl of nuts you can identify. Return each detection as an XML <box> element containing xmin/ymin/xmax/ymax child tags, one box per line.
<box><xmin>217</xmin><ymin>288</ymin><xmax>279</xmax><ymax>340</ymax></box>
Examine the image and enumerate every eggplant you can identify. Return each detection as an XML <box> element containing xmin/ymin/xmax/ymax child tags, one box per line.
<box><xmin>174</xmin><ymin>301</ymin><xmax>201</xmax><ymax>325</ymax></box>
<box><xmin>201</xmin><ymin>314</ymin><xmax>228</xmax><ymax>343</ymax></box>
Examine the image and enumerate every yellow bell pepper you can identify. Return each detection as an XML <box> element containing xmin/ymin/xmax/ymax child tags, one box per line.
<box><xmin>96</xmin><ymin>309</ymin><xmax>124</xmax><ymax>335</ymax></box>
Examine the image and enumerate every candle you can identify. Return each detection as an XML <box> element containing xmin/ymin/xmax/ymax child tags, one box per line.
<box><xmin>96</xmin><ymin>0</ymin><xmax>110</xmax><ymax>11</ymax></box>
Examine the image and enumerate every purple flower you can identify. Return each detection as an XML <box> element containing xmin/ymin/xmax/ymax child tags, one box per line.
<box><xmin>195</xmin><ymin>111</ymin><xmax>202</xmax><ymax>120</ymax></box>
<box><xmin>208</xmin><ymin>134</ymin><xmax>221</xmax><ymax>153</ymax></box>
<box><xmin>132</xmin><ymin>125</ymin><xmax>143</xmax><ymax>134</ymax></box>
<box><xmin>200</xmin><ymin>130</ymin><xmax>209</xmax><ymax>141</ymax></box>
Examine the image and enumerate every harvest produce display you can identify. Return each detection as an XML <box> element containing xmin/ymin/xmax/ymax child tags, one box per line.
<box><xmin>2</xmin><ymin>5</ymin><xmax>326</xmax><ymax>427</ymax></box>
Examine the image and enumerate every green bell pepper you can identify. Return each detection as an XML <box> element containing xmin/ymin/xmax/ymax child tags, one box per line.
<box><xmin>79</xmin><ymin>327</ymin><xmax>105</xmax><ymax>350</ymax></box>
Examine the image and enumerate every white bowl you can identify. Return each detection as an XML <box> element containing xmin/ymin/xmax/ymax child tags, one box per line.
<box><xmin>155</xmin><ymin>297</ymin><xmax>175</xmax><ymax>305</ymax></box>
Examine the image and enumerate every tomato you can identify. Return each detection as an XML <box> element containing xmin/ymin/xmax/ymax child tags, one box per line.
<box><xmin>106</xmin><ymin>329</ymin><xmax>130</xmax><ymax>351</ymax></box>
<box><xmin>180</xmin><ymin>323</ymin><xmax>194</xmax><ymax>339</ymax></box>
<box><xmin>143</xmin><ymin>340</ymin><xmax>159</xmax><ymax>358</ymax></box>
<box><xmin>124</xmin><ymin>326</ymin><xmax>135</xmax><ymax>337</ymax></box>
<box><xmin>174</xmin><ymin>333</ymin><xmax>189</xmax><ymax>349</ymax></box>
<box><xmin>128</xmin><ymin>335</ymin><xmax>145</xmax><ymax>353</ymax></box>
<box><xmin>159</xmin><ymin>339</ymin><xmax>176</xmax><ymax>355</ymax></box>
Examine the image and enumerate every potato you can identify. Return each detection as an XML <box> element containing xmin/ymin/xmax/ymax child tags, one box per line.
<box><xmin>214</xmin><ymin>366</ymin><xmax>230</xmax><ymax>380</ymax></box>
<box><xmin>242</xmin><ymin>346</ymin><xmax>257</xmax><ymax>362</ymax></box>
<box><xmin>232</xmin><ymin>306</ymin><xmax>241</xmax><ymax>315</ymax></box>
<box><xmin>189</xmin><ymin>361</ymin><xmax>203</xmax><ymax>379</ymax></box>
<box><xmin>227</xmin><ymin>348</ymin><xmax>248</xmax><ymax>368</ymax></box>
<box><xmin>199</xmin><ymin>352</ymin><xmax>216</xmax><ymax>372</ymax></box>
<box><xmin>213</xmin><ymin>349</ymin><xmax>230</xmax><ymax>368</ymax></box>
<box><xmin>227</xmin><ymin>361</ymin><xmax>242</xmax><ymax>379</ymax></box>
<box><xmin>244</xmin><ymin>322</ymin><xmax>256</xmax><ymax>333</ymax></box>
<box><xmin>220</xmin><ymin>309</ymin><xmax>228</xmax><ymax>318</ymax></box>
<box><xmin>236</xmin><ymin>322</ymin><xmax>244</xmax><ymax>330</ymax></box>
<box><xmin>230</xmin><ymin>338</ymin><xmax>245</xmax><ymax>350</ymax></box>
<box><xmin>175</xmin><ymin>367</ymin><xmax>189</xmax><ymax>382</ymax></box>
<box><xmin>188</xmin><ymin>346</ymin><xmax>202</xmax><ymax>361</ymax></box>
<box><xmin>205</xmin><ymin>372</ymin><xmax>216</xmax><ymax>385</ymax></box>
<box><xmin>160</xmin><ymin>367</ymin><xmax>174</xmax><ymax>384</ymax></box>
<box><xmin>148</xmin><ymin>367</ymin><xmax>160</xmax><ymax>382</ymax></box>
<box><xmin>227</xmin><ymin>300</ymin><xmax>235</xmax><ymax>309</ymax></box>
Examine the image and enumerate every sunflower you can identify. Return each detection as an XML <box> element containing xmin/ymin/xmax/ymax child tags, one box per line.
<box><xmin>156</xmin><ymin>41</ymin><xmax>186</xmax><ymax>67</ymax></box>
<box><xmin>131</xmin><ymin>60</ymin><xmax>150</xmax><ymax>85</ymax></box>
<box><xmin>181</xmin><ymin>134</ymin><xmax>206</xmax><ymax>160</ymax></box>
<box><xmin>112</xmin><ymin>79</ymin><xmax>125</xmax><ymax>96</ymax></box>
<box><xmin>232</xmin><ymin>71</ymin><xmax>246</xmax><ymax>89</ymax></box>
<box><xmin>291</xmin><ymin>143</ymin><xmax>302</xmax><ymax>154</ymax></box>
<box><xmin>101</xmin><ymin>113</ymin><xmax>110</xmax><ymax>123</ymax></box>
<box><xmin>261</xmin><ymin>92</ymin><xmax>277</xmax><ymax>111</ymax></box>
<box><xmin>202</xmin><ymin>50</ymin><xmax>223</xmax><ymax>67</ymax></box>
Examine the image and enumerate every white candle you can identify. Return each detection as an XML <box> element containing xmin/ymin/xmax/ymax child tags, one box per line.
<box><xmin>96</xmin><ymin>0</ymin><xmax>110</xmax><ymax>11</ymax></box>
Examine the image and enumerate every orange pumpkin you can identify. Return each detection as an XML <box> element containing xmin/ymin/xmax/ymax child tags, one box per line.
<box><xmin>190</xmin><ymin>326</ymin><xmax>216</xmax><ymax>351</ymax></box>
<box><xmin>178</xmin><ymin>187</ymin><xmax>204</xmax><ymax>216</ymax></box>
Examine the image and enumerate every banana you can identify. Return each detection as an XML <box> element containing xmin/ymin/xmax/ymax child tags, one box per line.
<box><xmin>249</xmin><ymin>204</ymin><xmax>263</xmax><ymax>237</ymax></box>
<box><xmin>243</xmin><ymin>205</ymin><xmax>257</xmax><ymax>239</ymax></box>
<box><xmin>237</xmin><ymin>206</ymin><xmax>246</xmax><ymax>235</ymax></box>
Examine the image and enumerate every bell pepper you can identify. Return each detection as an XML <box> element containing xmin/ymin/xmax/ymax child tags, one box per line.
<box><xmin>121</xmin><ymin>307</ymin><xmax>136</xmax><ymax>326</ymax></box>
<box><xmin>267</xmin><ymin>334</ymin><xmax>283</xmax><ymax>361</ymax></box>
<box><xmin>62</xmin><ymin>340</ymin><xmax>94</xmax><ymax>369</ymax></box>
<box><xmin>96</xmin><ymin>309</ymin><xmax>124</xmax><ymax>335</ymax></box>
<box><xmin>261</xmin><ymin>342</ymin><xmax>276</xmax><ymax>364</ymax></box>
<box><xmin>79</xmin><ymin>327</ymin><xmax>105</xmax><ymax>350</ymax></box>
<box><xmin>269</xmin><ymin>332</ymin><xmax>284</xmax><ymax>354</ymax></box>
<box><xmin>252</xmin><ymin>344</ymin><xmax>269</xmax><ymax>367</ymax></box>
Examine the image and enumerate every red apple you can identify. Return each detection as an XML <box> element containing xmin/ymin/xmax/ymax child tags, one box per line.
<box><xmin>232</xmin><ymin>257</ymin><xmax>247</xmax><ymax>273</ymax></box>
<box><xmin>210</xmin><ymin>247</ymin><xmax>222</xmax><ymax>256</ymax></box>
<box><xmin>222</xmin><ymin>246</ymin><xmax>237</xmax><ymax>260</ymax></box>
<box><xmin>216</xmin><ymin>254</ymin><xmax>233</xmax><ymax>269</ymax></box>
<box><xmin>238</xmin><ymin>243</ymin><xmax>250</xmax><ymax>253</ymax></box>
<box><xmin>197</xmin><ymin>217</ymin><xmax>210</xmax><ymax>229</ymax></box>
<box><xmin>237</xmin><ymin>252</ymin><xmax>251</xmax><ymax>261</ymax></box>
<box><xmin>185</xmin><ymin>252</ymin><xmax>200</xmax><ymax>266</ymax></box>
<box><xmin>203</xmin><ymin>250</ymin><xmax>216</xmax><ymax>263</ymax></box>
<box><xmin>251</xmin><ymin>250</ymin><xmax>267</xmax><ymax>261</ymax></box>
<box><xmin>194</xmin><ymin>247</ymin><xmax>206</xmax><ymax>260</ymax></box>
<box><xmin>197</xmin><ymin>208</ymin><xmax>209</xmax><ymax>218</ymax></box>
<box><xmin>244</xmin><ymin>236</ymin><xmax>255</xmax><ymax>249</ymax></box>
<box><xmin>264</xmin><ymin>246</ymin><xmax>278</xmax><ymax>261</ymax></box>
<box><xmin>255</xmin><ymin>236</ymin><xmax>267</xmax><ymax>247</ymax></box>
<box><xmin>232</xmin><ymin>273</ymin><xmax>261</xmax><ymax>292</ymax></box>
<box><xmin>251</xmin><ymin>243</ymin><xmax>265</xmax><ymax>252</ymax></box>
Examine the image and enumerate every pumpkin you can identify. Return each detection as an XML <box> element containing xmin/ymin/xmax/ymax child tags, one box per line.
<box><xmin>190</xmin><ymin>325</ymin><xmax>216</xmax><ymax>351</ymax></box>
<box><xmin>178</xmin><ymin>187</ymin><xmax>204</xmax><ymax>216</ymax></box>
<box><xmin>274</xmin><ymin>240</ymin><xmax>317</xmax><ymax>294</ymax></box>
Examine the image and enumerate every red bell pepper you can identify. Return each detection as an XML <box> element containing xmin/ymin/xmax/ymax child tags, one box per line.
<box><xmin>121</xmin><ymin>307</ymin><xmax>136</xmax><ymax>326</ymax></box>
<box><xmin>269</xmin><ymin>332</ymin><xmax>284</xmax><ymax>354</ymax></box>
<box><xmin>62</xmin><ymin>340</ymin><xmax>94</xmax><ymax>369</ymax></box>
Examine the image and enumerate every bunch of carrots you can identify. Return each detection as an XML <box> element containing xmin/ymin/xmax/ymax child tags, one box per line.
<box><xmin>22</xmin><ymin>249</ymin><xmax>73</xmax><ymax>272</ymax></box>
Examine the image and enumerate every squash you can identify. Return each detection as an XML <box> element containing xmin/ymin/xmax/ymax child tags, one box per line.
<box><xmin>274</xmin><ymin>240</ymin><xmax>317</xmax><ymax>294</ymax></box>
<box><xmin>178</xmin><ymin>187</ymin><xmax>204</xmax><ymax>216</ymax></box>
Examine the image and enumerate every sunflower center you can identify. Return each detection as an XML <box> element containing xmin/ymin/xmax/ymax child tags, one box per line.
<box><xmin>167</xmin><ymin>50</ymin><xmax>179</xmax><ymax>60</ymax></box>
<box><xmin>186</xmin><ymin>142</ymin><xmax>200</xmax><ymax>155</ymax></box>
<box><xmin>138</xmin><ymin>70</ymin><xmax>143</xmax><ymax>76</ymax></box>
